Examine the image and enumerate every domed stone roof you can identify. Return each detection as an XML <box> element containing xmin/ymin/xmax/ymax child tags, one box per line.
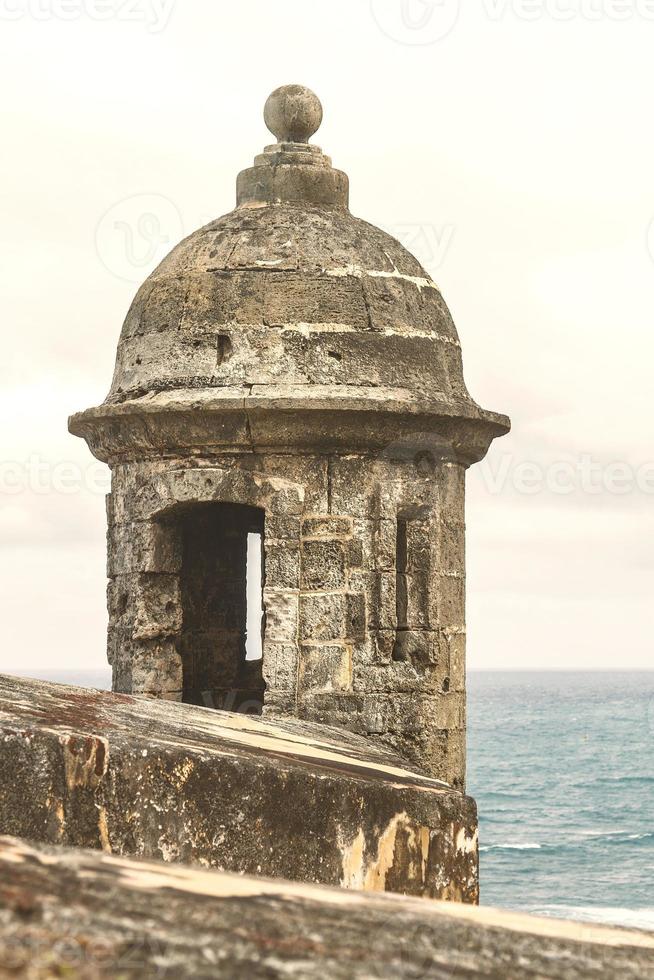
<box><xmin>71</xmin><ymin>86</ymin><xmax>509</xmax><ymax>461</ymax></box>
<box><xmin>109</xmin><ymin>205</ymin><xmax>468</xmax><ymax>405</ymax></box>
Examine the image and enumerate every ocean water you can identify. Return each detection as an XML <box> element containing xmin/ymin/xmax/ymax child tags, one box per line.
<box><xmin>468</xmin><ymin>671</ymin><xmax>654</xmax><ymax>931</ymax></box>
<box><xmin>8</xmin><ymin>668</ymin><xmax>654</xmax><ymax>931</ymax></box>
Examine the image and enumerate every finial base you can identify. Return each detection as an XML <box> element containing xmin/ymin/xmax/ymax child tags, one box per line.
<box><xmin>237</xmin><ymin>141</ymin><xmax>349</xmax><ymax>210</ymax></box>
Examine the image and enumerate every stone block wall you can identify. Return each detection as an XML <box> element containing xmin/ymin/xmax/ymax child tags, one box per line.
<box><xmin>106</xmin><ymin>449</ymin><xmax>468</xmax><ymax>788</ymax></box>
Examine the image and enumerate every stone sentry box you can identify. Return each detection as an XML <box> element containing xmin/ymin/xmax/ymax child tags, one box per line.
<box><xmin>71</xmin><ymin>85</ymin><xmax>509</xmax><ymax>791</ymax></box>
<box><xmin>104</xmin><ymin>452</ymin><xmax>469</xmax><ymax>786</ymax></box>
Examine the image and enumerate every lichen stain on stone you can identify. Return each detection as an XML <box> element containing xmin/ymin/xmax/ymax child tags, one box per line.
<box><xmin>455</xmin><ymin>825</ymin><xmax>478</xmax><ymax>856</ymax></box>
<box><xmin>97</xmin><ymin>807</ymin><xmax>112</xmax><ymax>854</ymax></box>
<box><xmin>57</xmin><ymin>733</ymin><xmax>112</xmax><ymax>851</ymax></box>
<box><xmin>340</xmin><ymin>827</ymin><xmax>365</xmax><ymax>889</ymax></box>
<box><xmin>61</xmin><ymin>734</ymin><xmax>109</xmax><ymax>792</ymax></box>
<box><xmin>47</xmin><ymin>797</ymin><xmax>65</xmax><ymax>842</ymax></box>
<box><xmin>157</xmin><ymin>837</ymin><xmax>180</xmax><ymax>863</ymax></box>
<box><xmin>435</xmin><ymin>822</ymin><xmax>479</xmax><ymax>905</ymax></box>
<box><xmin>439</xmin><ymin>880</ymin><xmax>466</xmax><ymax>903</ymax></box>
<box><xmin>339</xmin><ymin>813</ymin><xmax>431</xmax><ymax>894</ymax></box>
<box><xmin>420</xmin><ymin>825</ymin><xmax>430</xmax><ymax>881</ymax></box>
<box><xmin>171</xmin><ymin>758</ymin><xmax>195</xmax><ymax>788</ymax></box>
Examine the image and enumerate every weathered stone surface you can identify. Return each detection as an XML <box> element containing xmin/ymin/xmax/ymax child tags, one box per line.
<box><xmin>0</xmin><ymin>836</ymin><xmax>653</xmax><ymax>979</ymax></box>
<box><xmin>299</xmin><ymin>643</ymin><xmax>352</xmax><ymax>693</ymax></box>
<box><xmin>0</xmin><ymin>674</ymin><xmax>478</xmax><ymax>902</ymax></box>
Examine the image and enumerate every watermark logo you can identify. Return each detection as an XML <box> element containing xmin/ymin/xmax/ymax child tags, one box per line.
<box><xmin>385</xmin><ymin>222</ymin><xmax>455</xmax><ymax>271</ymax></box>
<box><xmin>95</xmin><ymin>193</ymin><xmax>184</xmax><ymax>283</ymax></box>
<box><xmin>201</xmin><ymin>690</ymin><xmax>263</xmax><ymax>716</ymax></box>
<box><xmin>0</xmin><ymin>0</ymin><xmax>175</xmax><ymax>31</ymax></box>
<box><xmin>370</xmin><ymin>0</ymin><xmax>461</xmax><ymax>45</ymax></box>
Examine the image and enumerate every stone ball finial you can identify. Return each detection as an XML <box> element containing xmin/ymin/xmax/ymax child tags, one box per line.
<box><xmin>264</xmin><ymin>85</ymin><xmax>323</xmax><ymax>144</ymax></box>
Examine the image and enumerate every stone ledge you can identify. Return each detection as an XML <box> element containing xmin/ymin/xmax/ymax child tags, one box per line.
<box><xmin>0</xmin><ymin>674</ymin><xmax>477</xmax><ymax>902</ymax></box>
<box><xmin>68</xmin><ymin>386</ymin><xmax>509</xmax><ymax>463</ymax></box>
<box><xmin>0</xmin><ymin>836</ymin><xmax>652</xmax><ymax>979</ymax></box>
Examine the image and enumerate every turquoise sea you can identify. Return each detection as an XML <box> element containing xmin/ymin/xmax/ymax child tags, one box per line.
<box><xmin>468</xmin><ymin>671</ymin><xmax>654</xmax><ymax>931</ymax></box>
<box><xmin>11</xmin><ymin>668</ymin><xmax>653</xmax><ymax>931</ymax></box>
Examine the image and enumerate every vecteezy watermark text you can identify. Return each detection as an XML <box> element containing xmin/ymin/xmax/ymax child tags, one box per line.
<box><xmin>482</xmin><ymin>0</ymin><xmax>654</xmax><ymax>20</ymax></box>
<box><xmin>0</xmin><ymin>456</ymin><xmax>110</xmax><ymax>497</ymax></box>
<box><xmin>479</xmin><ymin>453</ymin><xmax>654</xmax><ymax>496</ymax></box>
<box><xmin>0</xmin><ymin>0</ymin><xmax>175</xmax><ymax>32</ymax></box>
<box><xmin>372</xmin><ymin>0</ymin><xmax>654</xmax><ymax>46</ymax></box>
<box><xmin>5</xmin><ymin>453</ymin><xmax>654</xmax><ymax>502</ymax></box>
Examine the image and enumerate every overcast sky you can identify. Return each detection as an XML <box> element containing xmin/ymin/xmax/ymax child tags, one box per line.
<box><xmin>1</xmin><ymin>1</ymin><xmax>653</xmax><ymax>675</ymax></box>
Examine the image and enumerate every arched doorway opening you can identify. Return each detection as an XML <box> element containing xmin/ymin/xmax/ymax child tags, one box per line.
<box><xmin>177</xmin><ymin>502</ymin><xmax>265</xmax><ymax>714</ymax></box>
